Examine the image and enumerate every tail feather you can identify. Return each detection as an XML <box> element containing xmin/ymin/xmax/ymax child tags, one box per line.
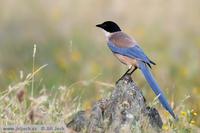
<box><xmin>139</xmin><ymin>62</ymin><xmax>178</xmax><ymax>120</ymax></box>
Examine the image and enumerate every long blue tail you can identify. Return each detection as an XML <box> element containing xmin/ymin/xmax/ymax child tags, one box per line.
<box><xmin>139</xmin><ymin>62</ymin><xmax>178</xmax><ymax>120</ymax></box>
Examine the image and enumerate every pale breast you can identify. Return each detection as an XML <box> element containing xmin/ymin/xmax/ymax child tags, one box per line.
<box><xmin>114</xmin><ymin>53</ymin><xmax>138</xmax><ymax>67</ymax></box>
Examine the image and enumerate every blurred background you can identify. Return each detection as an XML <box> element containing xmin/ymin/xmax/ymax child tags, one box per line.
<box><xmin>0</xmin><ymin>0</ymin><xmax>199</xmax><ymax>126</ymax></box>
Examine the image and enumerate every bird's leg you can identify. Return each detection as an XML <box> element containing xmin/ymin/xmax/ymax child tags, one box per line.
<box><xmin>116</xmin><ymin>65</ymin><xmax>132</xmax><ymax>84</ymax></box>
<box><xmin>128</xmin><ymin>67</ymin><xmax>138</xmax><ymax>75</ymax></box>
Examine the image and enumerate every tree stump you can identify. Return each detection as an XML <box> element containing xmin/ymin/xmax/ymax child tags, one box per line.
<box><xmin>66</xmin><ymin>75</ymin><xmax>163</xmax><ymax>132</ymax></box>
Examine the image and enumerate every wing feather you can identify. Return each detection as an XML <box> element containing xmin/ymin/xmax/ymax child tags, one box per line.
<box><xmin>108</xmin><ymin>41</ymin><xmax>155</xmax><ymax>66</ymax></box>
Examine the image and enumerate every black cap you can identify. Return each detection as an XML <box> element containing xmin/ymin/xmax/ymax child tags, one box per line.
<box><xmin>96</xmin><ymin>21</ymin><xmax>121</xmax><ymax>33</ymax></box>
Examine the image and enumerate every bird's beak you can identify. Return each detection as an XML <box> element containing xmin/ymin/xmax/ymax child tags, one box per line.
<box><xmin>96</xmin><ymin>24</ymin><xmax>102</xmax><ymax>28</ymax></box>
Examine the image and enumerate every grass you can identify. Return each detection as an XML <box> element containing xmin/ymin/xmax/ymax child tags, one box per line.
<box><xmin>0</xmin><ymin>67</ymin><xmax>199</xmax><ymax>132</ymax></box>
<box><xmin>0</xmin><ymin>65</ymin><xmax>78</xmax><ymax>125</ymax></box>
<box><xmin>0</xmin><ymin>46</ymin><xmax>199</xmax><ymax>132</ymax></box>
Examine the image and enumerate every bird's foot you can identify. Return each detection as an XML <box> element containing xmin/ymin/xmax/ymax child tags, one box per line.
<box><xmin>116</xmin><ymin>77</ymin><xmax>123</xmax><ymax>84</ymax></box>
<box><xmin>116</xmin><ymin>67</ymin><xmax>137</xmax><ymax>84</ymax></box>
<box><xmin>116</xmin><ymin>69</ymin><xmax>131</xmax><ymax>84</ymax></box>
<box><xmin>116</xmin><ymin>73</ymin><xmax>132</xmax><ymax>84</ymax></box>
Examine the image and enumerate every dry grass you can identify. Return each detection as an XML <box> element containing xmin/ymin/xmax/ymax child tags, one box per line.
<box><xmin>0</xmin><ymin>64</ymin><xmax>199</xmax><ymax>132</ymax></box>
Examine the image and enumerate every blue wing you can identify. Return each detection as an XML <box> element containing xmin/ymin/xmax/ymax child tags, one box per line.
<box><xmin>108</xmin><ymin>41</ymin><xmax>153</xmax><ymax>65</ymax></box>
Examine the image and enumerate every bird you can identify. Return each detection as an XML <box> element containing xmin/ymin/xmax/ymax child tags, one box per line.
<box><xmin>96</xmin><ymin>21</ymin><xmax>178</xmax><ymax>120</ymax></box>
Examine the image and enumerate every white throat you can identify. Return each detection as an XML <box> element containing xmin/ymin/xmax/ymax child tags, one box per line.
<box><xmin>102</xmin><ymin>30</ymin><xmax>112</xmax><ymax>38</ymax></box>
<box><xmin>103</xmin><ymin>30</ymin><xmax>111</xmax><ymax>37</ymax></box>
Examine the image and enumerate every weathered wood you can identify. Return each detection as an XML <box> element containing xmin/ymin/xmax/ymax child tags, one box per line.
<box><xmin>66</xmin><ymin>75</ymin><xmax>163</xmax><ymax>132</ymax></box>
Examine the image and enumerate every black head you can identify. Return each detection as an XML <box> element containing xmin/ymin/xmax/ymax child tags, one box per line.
<box><xmin>96</xmin><ymin>21</ymin><xmax>121</xmax><ymax>33</ymax></box>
